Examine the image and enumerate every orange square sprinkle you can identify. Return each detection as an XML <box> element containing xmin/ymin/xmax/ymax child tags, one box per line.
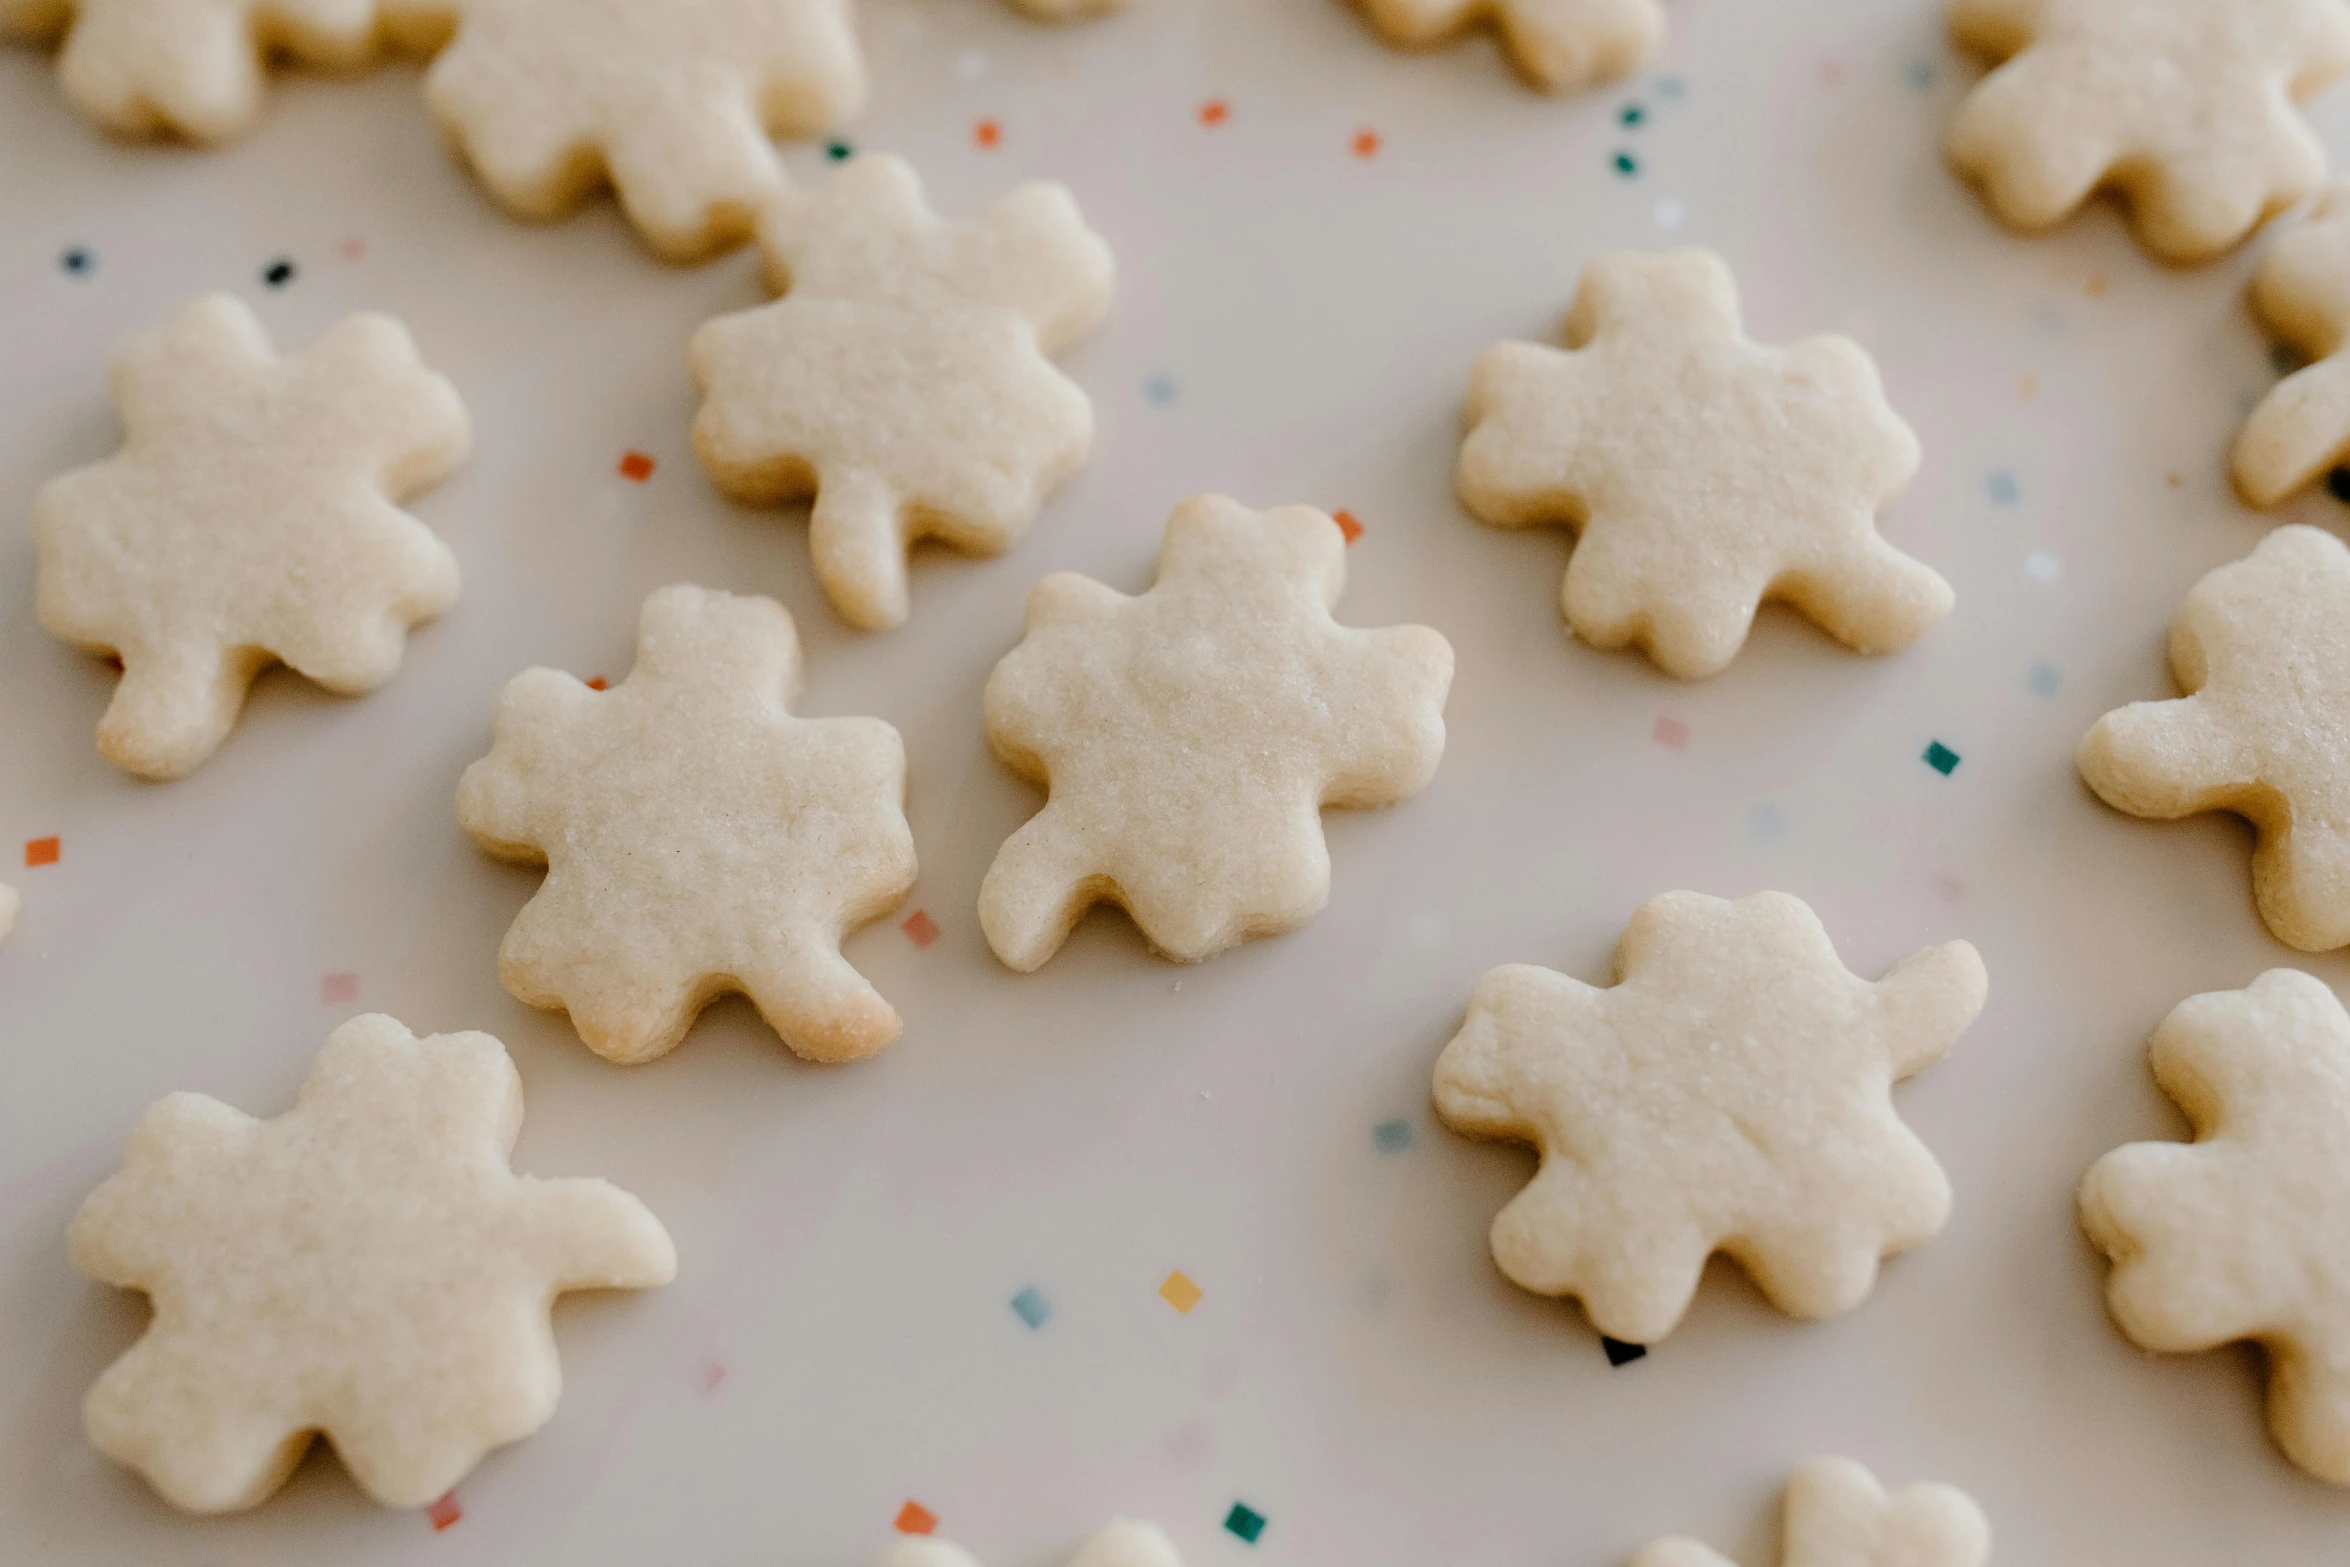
<box><xmin>1159</xmin><ymin>1269</ymin><xmax>1203</xmax><ymax>1314</ymax></box>
<box><xmin>1333</xmin><ymin>508</ymin><xmax>1364</xmax><ymax>543</ymax></box>
<box><xmin>24</xmin><ymin>837</ymin><xmax>59</xmax><ymax>868</ymax></box>
<box><xmin>974</xmin><ymin>119</ymin><xmax>1002</xmax><ymax>149</ymax></box>
<box><xmin>895</xmin><ymin>1501</ymin><xmax>937</xmax><ymax>1535</ymax></box>
<box><xmin>617</xmin><ymin>450</ymin><xmax>655</xmax><ymax>482</ymax></box>
<box><xmin>1198</xmin><ymin>99</ymin><xmax>1229</xmax><ymax>126</ymax></box>
<box><xmin>1351</xmin><ymin>129</ymin><xmax>1380</xmax><ymax>159</ymax></box>
<box><xmin>586</xmin><ymin>676</ymin><xmax>609</xmax><ymax>691</ymax></box>
<box><xmin>428</xmin><ymin>1491</ymin><xmax>462</xmax><ymax>1531</ymax></box>
<box><xmin>2018</xmin><ymin>372</ymin><xmax>2038</xmax><ymax>401</ymax></box>
<box><xmin>902</xmin><ymin>910</ymin><xmax>940</xmax><ymax>948</ymax></box>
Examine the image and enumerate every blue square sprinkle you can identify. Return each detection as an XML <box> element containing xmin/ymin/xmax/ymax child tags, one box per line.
<box><xmin>1924</xmin><ymin>740</ymin><xmax>1961</xmax><ymax>776</ymax></box>
<box><xmin>1747</xmin><ymin>802</ymin><xmax>1785</xmax><ymax>842</ymax></box>
<box><xmin>1223</xmin><ymin>1502</ymin><xmax>1267</xmax><ymax>1544</ymax></box>
<box><xmin>1010</xmin><ymin>1286</ymin><xmax>1052</xmax><ymax>1329</ymax></box>
<box><xmin>1374</xmin><ymin>1118</ymin><xmax>1414</xmax><ymax>1153</ymax></box>
<box><xmin>1984</xmin><ymin>469</ymin><xmax>2019</xmax><ymax>506</ymax></box>
<box><xmin>2027</xmin><ymin>662</ymin><xmax>2062</xmax><ymax>699</ymax></box>
<box><xmin>1143</xmin><ymin>372</ymin><xmax>1179</xmax><ymax>406</ymax></box>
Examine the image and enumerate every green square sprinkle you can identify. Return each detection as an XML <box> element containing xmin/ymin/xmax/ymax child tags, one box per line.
<box><xmin>1923</xmin><ymin>741</ymin><xmax>1960</xmax><ymax>776</ymax></box>
<box><xmin>826</xmin><ymin>140</ymin><xmax>854</xmax><ymax>161</ymax></box>
<box><xmin>1010</xmin><ymin>1286</ymin><xmax>1051</xmax><ymax>1329</ymax></box>
<box><xmin>1374</xmin><ymin>1118</ymin><xmax>1413</xmax><ymax>1153</ymax></box>
<box><xmin>1223</xmin><ymin>1502</ymin><xmax>1267</xmax><ymax>1544</ymax></box>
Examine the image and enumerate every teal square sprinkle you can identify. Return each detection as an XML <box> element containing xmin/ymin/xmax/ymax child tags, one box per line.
<box><xmin>1010</xmin><ymin>1286</ymin><xmax>1051</xmax><ymax>1329</ymax></box>
<box><xmin>1923</xmin><ymin>741</ymin><xmax>1961</xmax><ymax>776</ymax></box>
<box><xmin>1224</xmin><ymin>1502</ymin><xmax>1267</xmax><ymax>1544</ymax></box>
<box><xmin>1374</xmin><ymin>1118</ymin><xmax>1413</xmax><ymax>1153</ymax></box>
<box><xmin>826</xmin><ymin>140</ymin><xmax>854</xmax><ymax>161</ymax></box>
<box><xmin>1611</xmin><ymin>150</ymin><xmax>1639</xmax><ymax>177</ymax></box>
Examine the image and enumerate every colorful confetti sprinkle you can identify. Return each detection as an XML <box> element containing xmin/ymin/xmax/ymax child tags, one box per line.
<box><xmin>2028</xmin><ymin>662</ymin><xmax>2062</xmax><ymax>698</ymax></box>
<box><xmin>1333</xmin><ymin>508</ymin><xmax>1364</xmax><ymax>543</ymax></box>
<box><xmin>261</xmin><ymin>258</ymin><xmax>296</xmax><ymax>288</ymax></box>
<box><xmin>1923</xmin><ymin>740</ymin><xmax>1962</xmax><ymax>776</ymax></box>
<box><xmin>429</xmin><ymin>1491</ymin><xmax>462</xmax><ymax>1530</ymax></box>
<box><xmin>1656</xmin><ymin>75</ymin><xmax>1687</xmax><ymax>99</ymax></box>
<box><xmin>23</xmin><ymin>837</ymin><xmax>59</xmax><ymax>868</ymax></box>
<box><xmin>337</xmin><ymin>237</ymin><xmax>365</xmax><ymax>261</ymax></box>
<box><xmin>895</xmin><ymin>1500</ymin><xmax>938</xmax><ymax>1535</ymax></box>
<box><xmin>1351</xmin><ymin>129</ymin><xmax>1380</xmax><ymax>159</ymax></box>
<box><xmin>1932</xmin><ymin>869</ymin><xmax>1967</xmax><ymax>904</ymax></box>
<box><xmin>1652</xmin><ymin>715</ymin><xmax>1690</xmax><ymax>750</ymax></box>
<box><xmin>1820</xmin><ymin>59</ymin><xmax>1847</xmax><ymax>86</ymax></box>
<box><xmin>585</xmin><ymin>676</ymin><xmax>609</xmax><ymax>691</ymax></box>
<box><xmin>1620</xmin><ymin>103</ymin><xmax>1645</xmax><ymax>127</ymax></box>
<box><xmin>1905</xmin><ymin>59</ymin><xmax>1937</xmax><ymax>90</ymax></box>
<box><xmin>902</xmin><ymin>909</ymin><xmax>940</xmax><ymax>948</ymax></box>
<box><xmin>1612</xmin><ymin>150</ymin><xmax>1639</xmax><ymax>177</ymax></box>
<box><xmin>1198</xmin><ymin>98</ymin><xmax>1229</xmax><ymax>127</ymax></box>
<box><xmin>1158</xmin><ymin>1269</ymin><xmax>1203</xmax><ymax>1314</ymax></box>
<box><xmin>1010</xmin><ymin>1285</ymin><xmax>1052</xmax><ymax>1329</ymax></box>
<box><xmin>1984</xmin><ymin>470</ymin><xmax>2019</xmax><ymax>506</ymax></box>
<box><xmin>826</xmin><ymin>140</ymin><xmax>854</xmax><ymax>161</ymax></box>
<box><xmin>319</xmin><ymin>972</ymin><xmax>359</xmax><ymax>1005</ymax></box>
<box><xmin>2018</xmin><ymin>372</ymin><xmax>2039</xmax><ymax>400</ymax></box>
<box><xmin>2024</xmin><ymin>550</ymin><xmax>2061</xmax><ymax>581</ymax></box>
<box><xmin>617</xmin><ymin>450</ymin><xmax>655</xmax><ymax>482</ymax></box>
<box><xmin>59</xmin><ymin>246</ymin><xmax>93</xmax><ymax>276</ymax></box>
<box><xmin>1223</xmin><ymin>1502</ymin><xmax>1267</xmax><ymax>1544</ymax></box>
<box><xmin>1602</xmin><ymin>1336</ymin><xmax>1648</xmax><ymax>1366</ymax></box>
<box><xmin>1143</xmin><ymin>372</ymin><xmax>1179</xmax><ymax>405</ymax></box>
<box><xmin>973</xmin><ymin>119</ymin><xmax>1002</xmax><ymax>150</ymax></box>
<box><xmin>1374</xmin><ymin>1117</ymin><xmax>1413</xmax><ymax>1153</ymax></box>
<box><xmin>701</xmin><ymin>1358</ymin><xmax>726</xmax><ymax>1392</ymax></box>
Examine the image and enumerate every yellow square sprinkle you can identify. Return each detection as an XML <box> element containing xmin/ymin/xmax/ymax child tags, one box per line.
<box><xmin>1158</xmin><ymin>1269</ymin><xmax>1203</xmax><ymax>1314</ymax></box>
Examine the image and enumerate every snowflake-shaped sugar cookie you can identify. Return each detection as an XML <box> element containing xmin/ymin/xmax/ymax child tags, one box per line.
<box><xmin>2</xmin><ymin>0</ymin><xmax>400</xmax><ymax>141</ymax></box>
<box><xmin>35</xmin><ymin>293</ymin><xmax>468</xmax><ymax>781</ymax></box>
<box><xmin>1457</xmin><ymin>249</ymin><xmax>1949</xmax><ymax>680</ymax></box>
<box><xmin>2236</xmin><ymin>187</ymin><xmax>2350</xmax><ymax>506</ymax></box>
<box><xmin>882</xmin><ymin>1521</ymin><xmax>1182</xmax><ymax>1567</ymax></box>
<box><xmin>2080</xmin><ymin>968</ymin><xmax>2350</xmax><ymax>1484</ymax></box>
<box><xmin>1633</xmin><ymin>1457</ymin><xmax>1989</xmax><ymax>1567</ymax></box>
<box><xmin>1357</xmin><ymin>0</ymin><xmax>1663</xmax><ymax>94</ymax></box>
<box><xmin>458</xmin><ymin>584</ymin><xmax>916</xmax><ymax>1064</ymax></box>
<box><xmin>1434</xmin><ymin>891</ymin><xmax>1985</xmax><ymax>1344</ymax></box>
<box><xmin>1946</xmin><ymin>0</ymin><xmax>2350</xmax><ymax>262</ymax></box>
<box><xmin>413</xmin><ymin>0</ymin><xmax>864</xmax><ymax>261</ymax></box>
<box><xmin>691</xmin><ymin>153</ymin><xmax>1114</xmax><ymax>631</ymax></box>
<box><xmin>69</xmin><ymin>1013</ymin><xmax>675</xmax><ymax>1512</ymax></box>
<box><xmin>980</xmin><ymin>494</ymin><xmax>1452</xmax><ymax>971</ymax></box>
<box><xmin>2078</xmin><ymin>525</ymin><xmax>2350</xmax><ymax>952</ymax></box>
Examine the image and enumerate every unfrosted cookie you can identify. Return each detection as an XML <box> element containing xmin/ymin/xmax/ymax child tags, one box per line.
<box><xmin>980</xmin><ymin>495</ymin><xmax>1452</xmax><ymax>971</ymax></box>
<box><xmin>1634</xmin><ymin>1457</ymin><xmax>1989</xmax><ymax>1567</ymax></box>
<box><xmin>881</xmin><ymin>1521</ymin><xmax>1181</xmax><ymax>1567</ymax></box>
<box><xmin>2081</xmin><ymin>968</ymin><xmax>2350</xmax><ymax>1485</ymax></box>
<box><xmin>414</xmin><ymin>0</ymin><xmax>864</xmax><ymax>261</ymax></box>
<box><xmin>1434</xmin><ymin>891</ymin><xmax>1984</xmax><ymax>1344</ymax></box>
<box><xmin>1458</xmin><ymin>249</ymin><xmax>1948</xmax><ymax>680</ymax></box>
<box><xmin>1</xmin><ymin>0</ymin><xmax>402</xmax><ymax>142</ymax></box>
<box><xmin>691</xmin><ymin>153</ymin><xmax>1113</xmax><ymax>631</ymax></box>
<box><xmin>35</xmin><ymin>293</ymin><xmax>468</xmax><ymax>781</ymax></box>
<box><xmin>1946</xmin><ymin>0</ymin><xmax>2350</xmax><ymax>263</ymax></box>
<box><xmin>1356</xmin><ymin>0</ymin><xmax>1662</xmax><ymax>93</ymax></box>
<box><xmin>458</xmin><ymin>584</ymin><xmax>915</xmax><ymax>1065</ymax></box>
<box><xmin>2079</xmin><ymin>525</ymin><xmax>2350</xmax><ymax>952</ymax></box>
<box><xmin>68</xmin><ymin>1012</ymin><xmax>675</xmax><ymax>1512</ymax></box>
<box><xmin>2236</xmin><ymin>186</ymin><xmax>2350</xmax><ymax>506</ymax></box>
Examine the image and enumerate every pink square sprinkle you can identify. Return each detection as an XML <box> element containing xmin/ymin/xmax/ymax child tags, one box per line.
<box><xmin>901</xmin><ymin>910</ymin><xmax>940</xmax><ymax>948</ymax></box>
<box><xmin>1651</xmin><ymin>716</ymin><xmax>1690</xmax><ymax>750</ymax></box>
<box><xmin>320</xmin><ymin>972</ymin><xmax>359</xmax><ymax>1004</ymax></box>
<box><xmin>701</xmin><ymin>1359</ymin><xmax>726</xmax><ymax>1392</ymax></box>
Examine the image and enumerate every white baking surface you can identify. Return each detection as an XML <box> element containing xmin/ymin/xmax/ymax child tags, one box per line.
<box><xmin>5</xmin><ymin>0</ymin><xmax>2350</xmax><ymax>1561</ymax></box>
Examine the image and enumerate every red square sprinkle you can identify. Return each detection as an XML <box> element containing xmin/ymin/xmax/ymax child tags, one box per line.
<box><xmin>1333</xmin><ymin>508</ymin><xmax>1364</xmax><ymax>543</ymax></box>
<box><xmin>617</xmin><ymin>451</ymin><xmax>655</xmax><ymax>482</ymax></box>
<box><xmin>1198</xmin><ymin>99</ymin><xmax>1229</xmax><ymax>126</ymax></box>
<box><xmin>1651</xmin><ymin>716</ymin><xmax>1690</xmax><ymax>751</ymax></box>
<box><xmin>895</xmin><ymin>1501</ymin><xmax>937</xmax><ymax>1535</ymax></box>
<box><xmin>24</xmin><ymin>837</ymin><xmax>59</xmax><ymax>868</ymax></box>
<box><xmin>974</xmin><ymin>119</ymin><xmax>1002</xmax><ymax>149</ymax></box>
<box><xmin>320</xmin><ymin>972</ymin><xmax>359</xmax><ymax>1005</ymax></box>
<box><xmin>586</xmin><ymin>676</ymin><xmax>609</xmax><ymax>691</ymax></box>
<box><xmin>1351</xmin><ymin>129</ymin><xmax>1380</xmax><ymax>159</ymax></box>
<box><xmin>428</xmin><ymin>1491</ymin><xmax>462</xmax><ymax>1531</ymax></box>
<box><xmin>901</xmin><ymin>910</ymin><xmax>940</xmax><ymax>948</ymax></box>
